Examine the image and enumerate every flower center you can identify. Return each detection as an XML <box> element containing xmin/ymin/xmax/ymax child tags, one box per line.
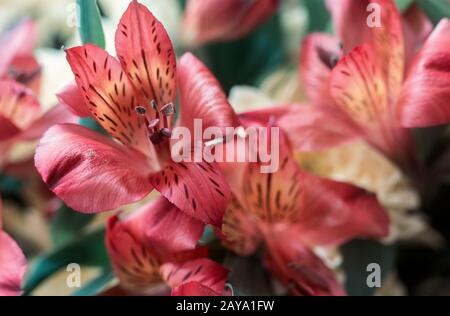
<box><xmin>135</xmin><ymin>100</ymin><xmax>175</xmax><ymax>145</ymax></box>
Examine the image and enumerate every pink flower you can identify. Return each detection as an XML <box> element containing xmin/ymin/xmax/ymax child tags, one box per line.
<box><xmin>0</xmin><ymin>196</ymin><xmax>27</xmax><ymax>296</ymax></box>
<box><xmin>35</xmin><ymin>1</ymin><xmax>236</xmax><ymax>226</ymax></box>
<box><xmin>106</xmin><ymin>197</ymin><xmax>229</xmax><ymax>296</ymax></box>
<box><xmin>182</xmin><ymin>0</ymin><xmax>280</xmax><ymax>45</ymax></box>
<box><xmin>260</xmin><ymin>0</ymin><xmax>450</xmax><ymax>172</ymax></box>
<box><xmin>0</xmin><ymin>19</ymin><xmax>77</xmax><ymax>166</ymax></box>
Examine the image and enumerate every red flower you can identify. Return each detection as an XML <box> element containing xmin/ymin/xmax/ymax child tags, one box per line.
<box><xmin>260</xmin><ymin>0</ymin><xmax>450</xmax><ymax>172</ymax></box>
<box><xmin>182</xmin><ymin>0</ymin><xmax>280</xmax><ymax>45</ymax></box>
<box><xmin>35</xmin><ymin>1</ymin><xmax>236</xmax><ymax>226</ymax></box>
<box><xmin>0</xmin><ymin>196</ymin><xmax>27</xmax><ymax>296</ymax></box>
<box><xmin>106</xmin><ymin>197</ymin><xmax>229</xmax><ymax>296</ymax></box>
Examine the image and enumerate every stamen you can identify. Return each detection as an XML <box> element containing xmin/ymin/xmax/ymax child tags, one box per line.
<box><xmin>150</xmin><ymin>100</ymin><xmax>157</xmax><ymax>110</ymax></box>
<box><xmin>135</xmin><ymin>106</ymin><xmax>147</xmax><ymax>115</ymax></box>
<box><xmin>160</xmin><ymin>128</ymin><xmax>172</xmax><ymax>138</ymax></box>
<box><xmin>160</xmin><ymin>102</ymin><xmax>175</xmax><ymax>116</ymax></box>
<box><xmin>317</xmin><ymin>46</ymin><xmax>340</xmax><ymax>70</ymax></box>
<box><xmin>148</xmin><ymin>118</ymin><xmax>160</xmax><ymax>129</ymax></box>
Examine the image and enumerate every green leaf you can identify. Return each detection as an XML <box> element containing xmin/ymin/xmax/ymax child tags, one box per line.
<box><xmin>302</xmin><ymin>0</ymin><xmax>331</xmax><ymax>32</ymax></box>
<box><xmin>23</xmin><ymin>228</ymin><xmax>110</xmax><ymax>295</ymax></box>
<box><xmin>198</xmin><ymin>14</ymin><xmax>284</xmax><ymax>93</ymax></box>
<box><xmin>50</xmin><ymin>205</ymin><xmax>95</xmax><ymax>247</ymax></box>
<box><xmin>73</xmin><ymin>268</ymin><xmax>115</xmax><ymax>296</ymax></box>
<box><xmin>416</xmin><ymin>0</ymin><xmax>450</xmax><ymax>24</ymax></box>
<box><xmin>342</xmin><ymin>240</ymin><xmax>396</xmax><ymax>296</ymax></box>
<box><xmin>76</xmin><ymin>0</ymin><xmax>105</xmax><ymax>49</ymax></box>
<box><xmin>396</xmin><ymin>0</ymin><xmax>415</xmax><ymax>12</ymax></box>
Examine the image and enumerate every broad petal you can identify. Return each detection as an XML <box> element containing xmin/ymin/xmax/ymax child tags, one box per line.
<box><xmin>0</xmin><ymin>19</ymin><xmax>36</xmax><ymax>77</ymax></box>
<box><xmin>123</xmin><ymin>197</ymin><xmax>205</xmax><ymax>260</ymax></box>
<box><xmin>397</xmin><ymin>19</ymin><xmax>450</xmax><ymax>127</ymax></box>
<box><xmin>0</xmin><ymin>80</ymin><xmax>40</xmax><ymax>132</ymax></box>
<box><xmin>182</xmin><ymin>0</ymin><xmax>279</xmax><ymax>45</ymax></box>
<box><xmin>172</xmin><ymin>282</ymin><xmax>222</xmax><ymax>296</ymax></box>
<box><xmin>0</xmin><ymin>116</ymin><xmax>20</xmax><ymax>142</ymax></box>
<box><xmin>151</xmin><ymin>160</ymin><xmax>231</xmax><ymax>226</ymax></box>
<box><xmin>161</xmin><ymin>258</ymin><xmax>229</xmax><ymax>294</ymax></box>
<box><xmin>238</xmin><ymin>105</ymin><xmax>361</xmax><ymax>151</ymax></box>
<box><xmin>265</xmin><ymin>233</ymin><xmax>345</xmax><ymax>296</ymax></box>
<box><xmin>66</xmin><ymin>44</ymin><xmax>150</xmax><ymax>153</ymax></box>
<box><xmin>56</xmin><ymin>82</ymin><xmax>91</xmax><ymax>117</ymax></box>
<box><xmin>0</xmin><ymin>231</ymin><xmax>27</xmax><ymax>296</ymax></box>
<box><xmin>296</xmin><ymin>171</ymin><xmax>389</xmax><ymax>246</ymax></box>
<box><xmin>300</xmin><ymin>33</ymin><xmax>342</xmax><ymax>106</ymax></box>
<box><xmin>35</xmin><ymin>123</ymin><xmax>154</xmax><ymax>213</ymax></box>
<box><xmin>178</xmin><ymin>53</ymin><xmax>239</xmax><ymax>135</ymax></box>
<box><xmin>115</xmin><ymin>0</ymin><xmax>176</xmax><ymax>113</ymax></box>
<box><xmin>19</xmin><ymin>104</ymin><xmax>78</xmax><ymax>141</ymax></box>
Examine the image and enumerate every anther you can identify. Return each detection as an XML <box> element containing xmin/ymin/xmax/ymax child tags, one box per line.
<box><xmin>135</xmin><ymin>106</ymin><xmax>147</xmax><ymax>115</ymax></box>
<box><xmin>150</xmin><ymin>100</ymin><xmax>157</xmax><ymax>110</ymax></box>
<box><xmin>160</xmin><ymin>128</ymin><xmax>172</xmax><ymax>138</ymax></box>
<box><xmin>160</xmin><ymin>102</ymin><xmax>175</xmax><ymax>116</ymax></box>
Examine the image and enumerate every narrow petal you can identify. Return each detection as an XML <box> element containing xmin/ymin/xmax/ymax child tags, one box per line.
<box><xmin>115</xmin><ymin>0</ymin><xmax>176</xmax><ymax>113</ymax></box>
<box><xmin>221</xmin><ymin>196</ymin><xmax>263</xmax><ymax>256</ymax></box>
<box><xmin>265</xmin><ymin>233</ymin><xmax>345</xmax><ymax>296</ymax></box>
<box><xmin>35</xmin><ymin>123</ymin><xmax>154</xmax><ymax>213</ymax></box>
<box><xmin>327</xmin><ymin>0</ymin><xmax>405</xmax><ymax>95</ymax></box>
<box><xmin>296</xmin><ymin>170</ymin><xmax>390</xmax><ymax>246</ymax></box>
<box><xmin>402</xmin><ymin>4</ymin><xmax>432</xmax><ymax>66</ymax></box>
<box><xmin>300</xmin><ymin>33</ymin><xmax>342</xmax><ymax>106</ymax></box>
<box><xmin>106</xmin><ymin>197</ymin><xmax>205</xmax><ymax>294</ymax></box>
<box><xmin>66</xmin><ymin>44</ymin><xmax>150</xmax><ymax>153</ymax></box>
<box><xmin>161</xmin><ymin>258</ymin><xmax>229</xmax><ymax>295</ymax></box>
<box><xmin>330</xmin><ymin>45</ymin><xmax>388</xmax><ymax>125</ymax></box>
<box><xmin>397</xmin><ymin>19</ymin><xmax>450</xmax><ymax>127</ymax></box>
<box><xmin>178</xmin><ymin>53</ymin><xmax>239</xmax><ymax>135</ymax></box>
<box><xmin>151</xmin><ymin>160</ymin><xmax>231</xmax><ymax>226</ymax></box>
<box><xmin>0</xmin><ymin>80</ymin><xmax>40</xmax><ymax>132</ymax></box>
<box><xmin>56</xmin><ymin>82</ymin><xmax>91</xmax><ymax>117</ymax></box>
<box><xmin>0</xmin><ymin>19</ymin><xmax>36</xmax><ymax>77</ymax></box>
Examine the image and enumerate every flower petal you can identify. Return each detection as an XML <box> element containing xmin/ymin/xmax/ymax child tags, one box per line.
<box><xmin>106</xmin><ymin>197</ymin><xmax>206</xmax><ymax>294</ymax></box>
<box><xmin>182</xmin><ymin>0</ymin><xmax>279</xmax><ymax>45</ymax></box>
<box><xmin>161</xmin><ymin>258</ymin><xmax>229</xmax><ymax>295</ymax></box>
<box><xmin>35</xmin><ymin>123</ymin><xmax>154</xmax><ymax>213</ymax></box>
<box><xmin>66</xmin><ymin>44</ymin><xmax>150</xmax><ymax>153</ymax></box>
<box><xmin>265</xmin><ymin>233</ymin><xmax>345</xmax><ymax>296</ymax></box>
<box><xmin>397</xmin><ymin>19</ymin><xmax>450</xmax><ymax>127</ymax></box>
<box><xmin>115</xmin><ymin>0</ymin><xmax>176</xmax><ymax>113</ymax></box>
<box><xmin>221</xmin><ymin>196</ymin><xmax>262</xmax><ymax>256</ymax></box>
<box><xmin>56</xmin><ymin>82</ymin><xmax>91</xmax><ymax>118</ymax></box>
<box><xmin>327</xmin><ymin>0</ymin><xmax>405</xmax><ymax>95</ymax></box>
<box><xmin>0</xmin><ymin>18</ymin><xmax>36</xmax><ymax>77</ymax></box>
<box><xmin>296</xmin><ymin>171</ymin><xmax>390</xmax><ymax>246</ymax></box>
<box><xmin>171</xmin><ymin>281</ymin><xmax>222</xmax><ymax>296</ymax></box>
<box><xmin>178</xmin><ymin>53</ymin><xmax>239</xmax><ymax>135</ymax></box>
<box><xmin>151</xmin><ymin>160</ymin><xmax>231</xmax><ymax>226</ymax></box>
<box><xmin>300</xmin><ymin>33</ymin><xmax>342</xmax><ymax>106</ymax></box>
<box><xmin>0</xmin><ymin>80</ymin><xmax>40</xmax><ymax>132</ymax></box>
<box><xmin>402</xmin><ymin>4</ymin><xmax>432</xmax><ymax>66</ymax></box>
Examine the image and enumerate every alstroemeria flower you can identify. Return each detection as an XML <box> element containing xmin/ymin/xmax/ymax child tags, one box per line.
<box><xmin>0</xmin><ymin>18</ymin><xmax>77</xmax><ymax>167</ymax></box>
<box><xmin>0</xmin><ymin>196</ymin><xmax>27</xmax><ymax>296</ymax></box>
<box><xmin>218</xmin><ymin>125</ymin><xmax>389</xmax><ymax>296</ymax></box>
<box><xmin>267</xmin><ymin>0</ymin><xmax>449</xmax><ymax>172</ymax></box>
<box><xmin>182</xmin><ymin>0</ymin><xmax>280</xmax><ymax>46</ymax></box>
<box><xmin>36</xmin><ymin>1</ymin><xmax>235</xmax><ymax>226</ymax></box>
<box><xmin>0</xmin><ymin>18</ymin><xmax>41</xmax><ymax>93</ymax></box>
<box><xmin>106</xmin><ymin>196</ymin><xmax>229</xmax><ymax>296</ymax></box>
